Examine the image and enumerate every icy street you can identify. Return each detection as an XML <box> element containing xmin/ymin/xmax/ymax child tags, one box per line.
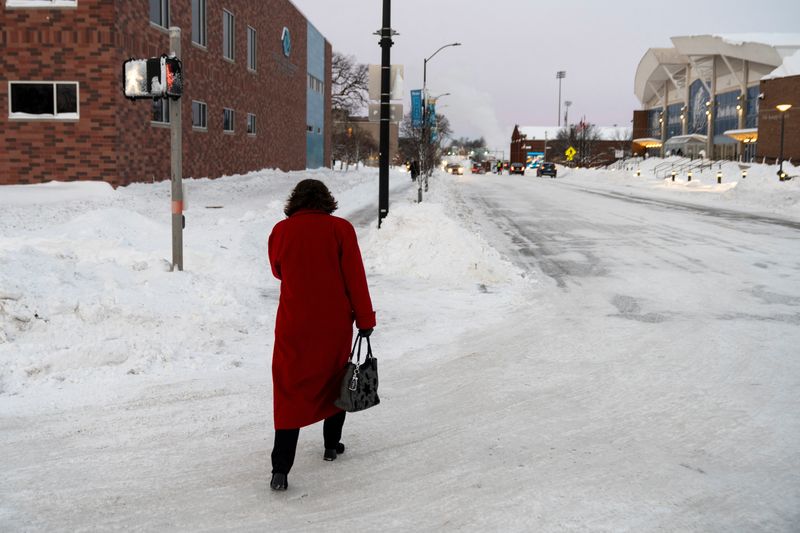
<box><xmin>1</xmin><ymin>163</ymin><xmax>800</xmax><ymax>531</ymax></box>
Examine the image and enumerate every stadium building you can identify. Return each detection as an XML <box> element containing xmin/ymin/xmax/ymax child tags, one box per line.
<box><xmin>1</xmin><ymin>0</ymin><xmax>332</xmax><ymax>186</ymax></box>
<box><xmin>633</xmin><ymin>34</ymin><xmax>800</xmax><ymax>162</ymax></box>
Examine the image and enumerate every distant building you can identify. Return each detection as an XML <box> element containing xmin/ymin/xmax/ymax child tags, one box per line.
<box><xmin>510</xmin><ymin>125</ymin><xmax>631</xmax><ymax>167</ymax></box>
<box><xmin>633</xmin><ymin>34</ymin><xmax>800</xmax><ymax>162</ymax></box>
<box><xmin>333</xmin><ymin>112</ymin><xmax>399</xmax><ymax>167</ymax></box>
<box><xmin>1</xmin><ymin>0</ymin><xmax>332</xmax><ymax>186</ymax></box>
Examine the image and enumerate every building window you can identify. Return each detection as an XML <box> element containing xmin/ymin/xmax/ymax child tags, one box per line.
<box><xmin>223</xmin><ymin>107</ymin><xmax>235</xmax><ymax>132</ymax></box>
<box><xmin>307</xmin><ymin>74</ymin><xmax>323</xmax><ymax>94</ymax></box>
<box><xmin>149</xmin><ymin>0</ymin><xmax>169</xmax><ymax>28</ymax></box>
<box><xmin>6</xmin><ymin>0</ymin><xmax>78</xmax><ymax>7</ymax></box>
<box><xmin>223</xmin><ymin>10</ymin><xmax>235</xmax><ymax>61</ymax></box>
<box><xmin>247</xmin><ymin>113</ymin><xmax>256</xmax><ymax>135</ymax></box>
<box><xmin>191</xmin><ymin>0</ymin><xmax>206</xmax><ymax>47</ymax></box>
<box><xmin>152</xmin><ymin>98</ymin><xmax>170</xmax><ymax>124</ymax></box>
<box><xmin>247</xmin><ymin>26</ymin><xmax>257</xmax><ymax>71</ymax></box>
<box><xmin>192</xmin><ymin>100</ymin><xmax>207</xmax><ymax>129</ymax></box>
<box><xmin>9</xmin><ymin>81</ymin><xmax>79</xmax><ymax>120</ymax></box>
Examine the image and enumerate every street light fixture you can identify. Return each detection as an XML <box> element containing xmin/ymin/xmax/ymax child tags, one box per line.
<box><xmin>776</xmin><ymin>104</ymin><xmax>792</xmax><ymax>181</ymax></box>
<box><xmin>420</xmin><ymin>42</ymin><xmax>461</xmax><ymax>200</ymax></box>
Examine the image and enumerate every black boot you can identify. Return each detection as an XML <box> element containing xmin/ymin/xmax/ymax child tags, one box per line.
<box><xmin>270</xmin><ymin>473</ymin><xmax>288</xmax><ymax>491</ymax></box>
<box><xmin>323</xmin><ymin>443</ymin><xmax>346</xmax><ymax>461</ymax></box>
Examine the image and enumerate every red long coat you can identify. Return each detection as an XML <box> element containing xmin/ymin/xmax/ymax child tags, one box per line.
<box><xmin>268</xmin><ymin>210</ymin><xmax>376</xmax><ymax>429</ymax></box>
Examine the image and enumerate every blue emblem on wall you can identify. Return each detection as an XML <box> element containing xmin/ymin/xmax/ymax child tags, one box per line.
<box><xmin>281</xmin><ymin>27</ymin><xmax>291</xmax><ymax>57</ymax></box>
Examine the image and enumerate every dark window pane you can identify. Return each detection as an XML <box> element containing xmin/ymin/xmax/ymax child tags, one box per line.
<box><xmin>150</xmin><ymin>0</ymin><xmax>169</xmax><ymax>27</ymax></box>
<box><xmin>192</xmin><ymin>0</ymin><xmax>205</xmax><ymax>45</ymax></box>
<box><xmin>192</xmin><ymin>101</ymin><xmax>206</xmax><ymax>128</ymax></box>
<box><xmin>152</xmin><ymin>99</ymin><xmax>169</xmax><ymax>122</ymax></box>
<box><xmin>56</xmin><ymin>83</ymin><xmax>78</xmax><ymax>114</ymax></box>
<box><xmin>11</xmin><ymin>83</ymin><xmax>54</xmax><ymax>115</ymax></box>
<box><xmin>150</xmin><ymin>0</ymin><xmax>160</xmax><ymax>25</ymax></box>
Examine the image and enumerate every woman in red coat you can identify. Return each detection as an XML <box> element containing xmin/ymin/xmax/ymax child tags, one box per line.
<box><xmin>267</xmin><ymin>179</ymin><xmax>376</xmax><ymax>491</ymax></box>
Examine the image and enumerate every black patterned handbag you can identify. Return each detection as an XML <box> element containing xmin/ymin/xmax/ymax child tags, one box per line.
<box><xmin>335</xmin><ymin>334</ymin><xmax>380</xmax><ymax>412</ymax></box>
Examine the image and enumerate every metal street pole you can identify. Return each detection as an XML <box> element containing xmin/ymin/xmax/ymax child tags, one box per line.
<box><xmin>420</xmin><ymin>56</ymin><xmax>428</xmax><ymax>203</ymax></box>
<box><xmin>169</xmin><ymin>27</ymin><xmax>184</xmax><ymax>271</ymax></box>
<box><xmin>419</xmin><ymin>42</ymin><xmax>460</xmax><ymax>202</ymax></box>
<box><xmin>378</xmin><ymin>0</ymin><xmax>392</xmax><ymax>227</ymax></box>
<box><xmin>779</xmin><ymin>110</ymin><xmax>785</xmax><ymax>180</ymax></box>
<box><xmin>776</xmin><ymin>104</ymin><xmax>792</xmax><ymax>180</ymax></box>
<box><xmin>556</xmin><ymin>71</ymin><xmax>565</xmax><ymax>127</ymax></box>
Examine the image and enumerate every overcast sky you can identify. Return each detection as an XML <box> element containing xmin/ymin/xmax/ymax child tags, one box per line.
<box><xmin>291</xmin><ymin>0</ymin><xmax>800</xmax><ymax>150</ymax></box>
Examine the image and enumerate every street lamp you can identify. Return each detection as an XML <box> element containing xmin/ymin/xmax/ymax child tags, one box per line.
<box><xmin>776</xmin><ymin>103</ymin><xmax>792</xmax><ymax>181</ymax></box>
<box><xmin>420</xmin><ymin>42</ymin><xmax>461</xmax><ymax>200</ymax></box>
<box><xmin>556</xmin><ymin>71</ymin><xmax>566</xmax><ymax>127</ymax></box>
<box><xmin>564</xmin><ymin>100</ymin><xmax>572</xmax><ymax>128</ymax></box>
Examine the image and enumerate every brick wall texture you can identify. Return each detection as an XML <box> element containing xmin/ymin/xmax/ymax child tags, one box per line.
<box><xmin>0</xmin><ymin>0</ymin><xmax>332</xmax><ymax>186</ymax></box>
<box><xmin>756</xmin><ymin>75</ymin><xmax>800</xmax><ymax>164</ymax></box>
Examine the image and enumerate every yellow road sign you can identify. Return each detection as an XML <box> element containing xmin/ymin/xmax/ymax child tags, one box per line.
<box><xmin>565</xmin><ymin>146</ymin><xmax>577</xmax><ymax>161</ymax></box>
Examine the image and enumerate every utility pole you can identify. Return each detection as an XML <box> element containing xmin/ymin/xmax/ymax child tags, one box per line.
<box><xmin>169</xmin><ymin>27</ymin><xmax>184</xmax><ymax>271</ymax></box>
<box><xmin>377</xmin><ymin>0</ymin><xmax>393</xmax><ymax>228</ymax></box>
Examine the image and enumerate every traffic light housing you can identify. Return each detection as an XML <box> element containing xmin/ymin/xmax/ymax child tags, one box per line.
<box><xmin>123</xmin><ymin>55</ymin><xmax>183</xmax><ymax>100</ymax></box>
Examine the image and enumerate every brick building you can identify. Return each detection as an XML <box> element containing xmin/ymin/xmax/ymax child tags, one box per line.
<box><xmin>1</xmin><ymin>0</ymin><xmax>332</xmax><ymax>186</ymax></box>
<box><xmin>756</xmin><ymin>73</ymin><xmax>799</xmax><ymax>164</ymax></box>
<box><xmin>510</xmin><ymin>125</ymin><xmax>631</xmax><ymax>167</ymax></box>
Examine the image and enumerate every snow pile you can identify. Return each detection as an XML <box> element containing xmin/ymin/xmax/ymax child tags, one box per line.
<box><xmin>0</xmin><ymin>165</ymin><xmax>532</xmax><ymax>395</ymax></box>
<box><xmin>0</xmin><ymin>180</ymin><xmax>115</xmax><ymax>206</ymax></box>
<box><xmin>764</xmin><ymin>48</ymin><xmax>800</xmax><ymax>80</ymax></box>
<box><xmin>566</xmin><ymin>158</ymin><xmax>800</xmax><ymax>219</ymax></box>
<box><xmin>363</xmin><ymin>201</ymin><xmax>522</xmax><ymax>285</ymax></box>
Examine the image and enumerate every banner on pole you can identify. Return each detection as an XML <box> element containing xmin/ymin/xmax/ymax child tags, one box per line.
<box><xmin>411</xmin><ymin>89</ymin><xmax>423</xmax><ymax>127</ymax></box>
<box><xmin>369</xmin><ymin>65</ymin><xmax>404</xmax><ymax>101</ymax></box>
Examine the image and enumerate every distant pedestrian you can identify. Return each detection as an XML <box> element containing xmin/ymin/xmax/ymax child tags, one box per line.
<box><xmin>496</xmin><ymin>161</ymin><xmax>503</xmax><ymax>174</ymax></box>
<box><xmin>410</xmin><ymin>160</ymin><xmax>420</xmax><ymax>181</ymax></box>
<box><xmin>267</xmin><ymin>179</ymin><xmax>376</xmax><ymax>491</ymax></box>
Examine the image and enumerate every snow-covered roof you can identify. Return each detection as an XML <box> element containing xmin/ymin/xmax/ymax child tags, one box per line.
<box><xmin>636</xmin><ymin>34</ymin><xmax>800</xmax><ymax>103</ymax></box>
<box><xmin>519</xmin><ymin>126</ymin><xmax>630</xmax><ymax>142</ymax></box>
<box><xmin>712</xmin><ymin>33</ymin><xmax>800</xmax><ymax>48</ymax></box>
<box><xmin>763</xmin><ymin>49</ymin><xmax>800</xmax><ymax>80</ymax></box>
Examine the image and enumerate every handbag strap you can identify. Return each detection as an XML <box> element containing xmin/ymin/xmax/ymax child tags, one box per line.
<box><xmin>349</xmin><ymin>333</ymin><xmax>374</xmax><ymax>365</ymax></box>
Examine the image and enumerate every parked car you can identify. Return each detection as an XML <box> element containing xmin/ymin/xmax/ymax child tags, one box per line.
<box><xmin>509</xmin><ymin>162</ymin><xmax>526</xmax><ymax>175</ymax></box>
<box><xmin>471</xmin><ymin>162</ymin><xmax>485</xmax><ymax>174</ymax></box>
<box><xmin>537</xmin><ymin>162</ymin><xmax>557</xmax><ymax>178</ymax></box>
<box><xmin>446</xmin><ymin>163</ymin><xmax>464</xmax><ymax>175</ymax></box>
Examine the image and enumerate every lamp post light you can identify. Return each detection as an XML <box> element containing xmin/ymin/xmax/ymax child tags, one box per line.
<box><xmin>776</xmin><ymin>104</ymin><xmax>792</xmax><ymax>181</ymax></box>
<box><xmin>556</xmin><ymin>71</ymin><xmax>566</xmax><ymax>127</ymax></box>
<box><xmin>420</xmin><ymin>42</ymin><xmax>461</xmax><ymax>200</ymax></box>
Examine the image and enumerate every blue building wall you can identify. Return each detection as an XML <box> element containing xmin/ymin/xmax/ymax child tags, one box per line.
<box><xmin>306</xmin><ymin>23</ymin><xmax>325</xmax><ymax>169</ymax></box>
<box><xmin>648</xmin><ymin>107</ymin><xmax>662</xmax><ymax>138</ymax></box>
<box><xmin>714</xmin><ymin>90</ymin><xmax>739</xmax><ymax>144</ymax></box>
<box><xmin>746</xmin><ymin>85</ymin><xmax>760</xmax><ymax>129</ymax></box>
<box><xmin>666</xmin><ymin>103</ymin><xmax>682</xmax><ymax>139</ymax></box>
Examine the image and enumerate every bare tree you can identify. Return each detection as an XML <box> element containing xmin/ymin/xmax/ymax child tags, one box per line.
<box><xmin>553</xmin><ymin>122</ymin><xmax>602</xmax><ymax>166</ymax></box>
<box><xmin>332</xmin><ymin>116</ymin><xmax>378</xmax><ymax>171</ymax></box>
<box><xmin>331</xmin><ymin>52</ymin><xmax>369</xmax><ymax>115</ymax></box>
<box><xmin>399</xmin><ymin>112</ymin><xmax>453</xmax><ymax>175</ymax></box>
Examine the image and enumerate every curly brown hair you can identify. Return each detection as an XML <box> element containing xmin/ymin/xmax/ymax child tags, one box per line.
<box><xmin>284</xmin><ymin>179</ymin><xmax>338</xmax><ymax>216</ymax></box>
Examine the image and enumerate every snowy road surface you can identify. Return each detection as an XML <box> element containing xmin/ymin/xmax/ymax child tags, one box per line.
<box><xmin>1</xmin><ymin>167</ymin><xmax>799</xmax><ymax>531</ymax></box>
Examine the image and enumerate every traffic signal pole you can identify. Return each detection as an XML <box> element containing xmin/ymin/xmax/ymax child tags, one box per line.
<box><xmin>169</xmin><ymin>27</ymin><xmax>184</xmax><ymax>270</ymax></box>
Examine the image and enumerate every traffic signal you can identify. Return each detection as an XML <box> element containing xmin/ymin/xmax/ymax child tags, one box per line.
<box><xmin>164</xmin><ymin>56</ymin><xmax>183</xmax><ymax>99</ymax></box>
<box><xmin>123</xmin><ymin>55</ymin><xmax>183</xmax><ymax>100</ymax></box>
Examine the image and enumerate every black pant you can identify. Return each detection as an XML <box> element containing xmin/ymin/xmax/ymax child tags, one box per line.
<box><xmin>271</xmin><ymin>411</ymin><xmax>346</xmax><ymax>474</ymax></box>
